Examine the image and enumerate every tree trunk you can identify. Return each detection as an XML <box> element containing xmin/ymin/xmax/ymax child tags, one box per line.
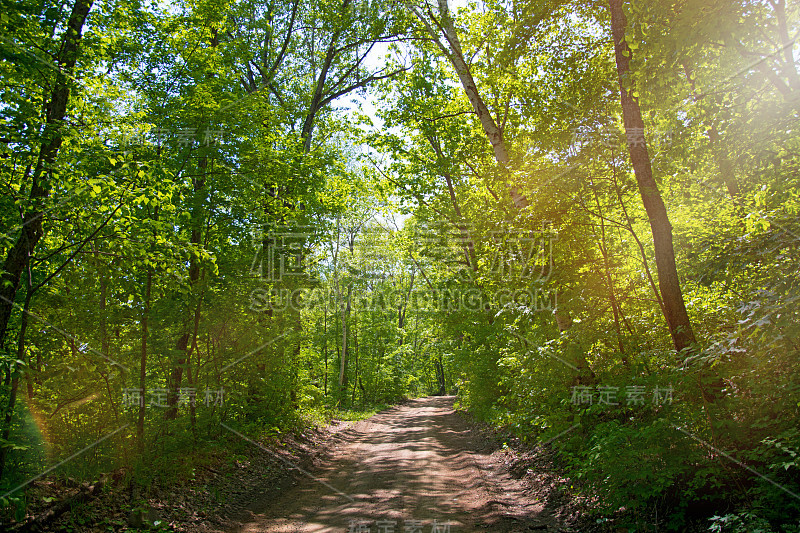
<box><xmin>426</xmin><ymin>134</ymin><xmax>478</xmax><ymax>270</ymax></box>
<box><xmin>707</xmin><ymin>125</ymin><xmax>740</xmax><ymax>198</ymax></box>
<box><xmin>323</xmin><ymin>296</ymin><xmax>329</xmax><ymax>396</ymax></box>
<box><xmin>414</xmin><ymin>1</ymin><xmax>581</xmax><ymax>330</ymax></box>
<box><xmin>167</xmin><ymin>157</ymin><xmax>206</xmax><ymax>420</ymax></box>
<box><xmin>338</xmin><ymin>285</ymin><xmax>352</xmax><ymax>395</ymax></box>
<box><xmin>608</xmin><ymin>0</ymin><xmax>697</xmax><ymax>353</ymax></box>
<box><xmin>681</xmin><ymin>63</ymin><xmax>740</xmax><ymax>198</ymax></box>
<box><xmin>435</xmin><ymin>355</ymin><xmax>446</xmax><ymax>395</ymax></box>
<box><xmin>590</xmin><ymin>180</ymin><xmax>628</xmax><ymax>362</ymax></box>
<box><xmin>0</xmin><ymin>0</ymin><xmax>93</xmax><ymax>348</ymax></box>
<box><xmin>612</xmin><ymin>167</ymin><xmax>666</xmax><ymax>320</ymax></box>
<box><xmin>95</xmin><ymin>247</ymin><xmax>119</xmax><ymax>424</ymax></box>
<box><xmin>0</xmin><ymin>276</ymin><xmax>33</xmax><ymax>482</ymax></box>
<box><xmin>13</xmin><ymin>475</ymin><xmax>108</xmax><ymax>532</ymax></box>
<box><xmin>301</xmin><ymin>0</ymin><xmax>352</xmax><ymax>151</ymax></box>
<box><xmin>137</xmin><ymin>268</ymin><xmax>152</xmax><ymax>454</ymax></box>
<box><xmin>431</xmin><ymin>0</ymin><xmax>528</xmax><ymax>210</ymax></box>
<box><xmin>351</xmin><ymin>322</ymin><xmax>359</xmax><ymax>404</ymax></box>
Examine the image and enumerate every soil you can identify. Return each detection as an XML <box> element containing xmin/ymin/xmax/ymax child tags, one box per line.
<box><xmin>217</xmin><ymin>396</ymin><xmax>567</xmax><ymax>533</ymax></box>
<box><xmin>6</xmin><ymin>396</ymin><xmax>589</xmax><ymax>532</ymax></box>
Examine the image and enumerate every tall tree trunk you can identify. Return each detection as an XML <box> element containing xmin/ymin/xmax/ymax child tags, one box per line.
<box><xmin>351</xmin><ymin>323</ymin><xmax>359</xmax><ymax>404</ymax></box>
<box><xmin>137</xmin><ymin>268</ymin><xmax>152</xmax><ymax>454</ymax></box>
<box><xmin>186</xmin><ymin>340</ymin><xmax>197</xmax><ymax>439</ymax></box>
<box><xmin>290</xmin><ymin>309</ymin><xmax>302</xmax><ymax>409</ymax></box>
<box><xmin>426</xmin><ymin>134</ymin><xmax>478</xmax><ymax>270</ymax></box>
<box><xmin>612</xmin><ymin>168</ymin><xmax>666</xmax><ymax>319</ymax></box>
<box><xmin>608</xmin><ymin>0</ymin><xmax>697</xmax><ymax>353</ymax></box>
<box><xmin>706</xmin><ymin>125</ymin><xmax>740</xmax><ymax>198</ymax></box>
<box><xmin>323</xmin><ymin>297</ymin><xmax>329</xmax><ymax>396</ymax></box>
<box><xmin>301</xmin><ymin>0</ymin><xmax>352</xmax><ymax>151</ymax></box>
<box><xmin>0</xmin><ymin>273</ymin><xmax>33</xmax><ymax>481</ymax></box>
<box><xmin>681</xmin><ymin>63</ymin><xmax>740</xmax><ymax>198</ymax></box>
<box><xmin>770</xmin><ymin>0</ymin><xmax>800</xmax><ymax>93</ymax></box>
<box><xmin>435</xmin><ymin>355</ymin><xmax>446</xmax><ymax>395</ymax></box>
<box><xmin>590</xmin><ymin>180</ymin><xmax>628</xmax><ymax>362</ymax></box>
<box><xmin>92</xmin><ymin>242</ymin><xmax>119</xmax><ymax>423</ymax></box>
<box><xmin>428</xmin><ymin>0</ymin><xmax>528</xmax><ymax>210</ymax></box>
<box><xmin>412</xmin><ymin>1</ymin><xmax>581</xmax><ymax>330</ymax></box>
<box><xmin>399</xmin><ymin>270</ymin><xmax>414</xmax><ymax>331</ymax></box>
<box><xmin>0</xmin><ymin>0</ymin><xmax>93</xmax><ymax>348</ymax></box>
<box><xmin>167</xmin><ymin>157</ymin><xmax>206</xmax><ymax>420</ymax></box>
<box><xmin>338</xmin><ymin>284</ymin><xmax>352</xmax><ymax>396</ymax></box>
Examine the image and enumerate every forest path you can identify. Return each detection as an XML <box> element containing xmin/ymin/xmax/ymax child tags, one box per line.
<box><xmin>227</xmin><ymin>396</ymin><xmax>560</xmax><ymax>533</ymax></box>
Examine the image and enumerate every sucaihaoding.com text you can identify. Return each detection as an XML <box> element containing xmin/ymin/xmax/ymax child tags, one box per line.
<box><xmin>249</xmin><ymin>286</ymin><xmax>557</xmax><ymax>313</ymax></box>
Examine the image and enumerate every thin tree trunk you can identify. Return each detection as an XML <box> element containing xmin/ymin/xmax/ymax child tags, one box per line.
<box><xmin>426</xmin><ymin>134</ymin><xmax>478</xmax><ymax>270</ymax></box>
<box><xmin>608</xmin><ymin>0</ymin><xmax>697</xmax><ymax>353</ymax></box>
<box><xmin>167</xmin><ymin>157</ymin><xmax>206</xmax><ymax>420</ymax></box>
<box><xmin>399</xmin><ymin>270</ymin><xmax>414</xmax><ymax>331</ymax></box>
<box><xmin>435</xmin><ymin>355</ymin><xmax>446</xmax><ymax>395</ymax></box>
<box><xmin>94</xmin><ymin>243</ymin><xmax>118</xmax><ymax>423</ymax></box>
<box><xmin>351</xmin><ymin>323</ymin><xmax>359</xmax><ymax>404</ymax></box>
<box><xmin>681</xmin><ymin>63</ymin><xmax>740</xmax><ymax>198</ymax></box>
<box><xmin>589</xmin><ymin>181</ymin><xmax>628</xmax><ymax>361</ymax></box>
<box><xmin>611</xmin><ymin>167</ymin><xmax>666</xmax><ymax>319</ymax></box>
<box><xmin>0</xmin><ymin>274</ymin><xmax>33</xmax><ymax>481</ymax></box>
<box><xmin>186</xmin><ymin>343</ymin><xmax>197</xmax><ymax>438</ymax></box>
<box><xmin>137</xmin><ymin>268</ymin><xmax>152</xmax><ymax>454</ymax></box>
<box><xmin>770</xmin><ymin>0</ymin><xmax>800</xmax><ymax>93</ymax></box>
<box><xmin>290</xmin><ymin>311</ymin><xmax>302</xmax><ymax>409</ymax></box>
<box><xmin>707</xmin><ymin>125</ymin><xmax>740</xmax><ymax>198</ymax></box>
<box><xmin>338</xmin><ymin>285</ymin><xmax>352</xmax><ymax>395</ymax></box>
<box><xmin>412</xmin><ymin>0</ymin><xmax>582</xmax><ymax>331</ymax></box>
<box><xmin>323</xmin><ymin>296</ymin><xmax>328</xmax><ymax>396</ymax></box>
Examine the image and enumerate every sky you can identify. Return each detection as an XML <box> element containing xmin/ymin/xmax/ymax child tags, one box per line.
<box><xmin>339</xmin><ymin>0</ymin><xmax>479</xmax><ymax>229</ymax></box>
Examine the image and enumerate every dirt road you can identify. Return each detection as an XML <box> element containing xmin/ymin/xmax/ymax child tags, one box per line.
<box><xmin>230</xmin><ymin>396</ymin><xmax>559</xmax><ymax>533</ymax></box>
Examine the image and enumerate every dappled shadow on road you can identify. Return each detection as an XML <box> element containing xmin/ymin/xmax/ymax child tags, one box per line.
<box><xmin>227</xmin><ymin>396</ymin><xmax>557</xmax><ymax>533</ymax></box>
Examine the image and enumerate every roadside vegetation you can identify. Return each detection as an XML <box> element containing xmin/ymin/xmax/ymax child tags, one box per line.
<box><xmin>1</xmin><ymin>0</ymin><xmax>799</xmax><ymax>530</ymax></box>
